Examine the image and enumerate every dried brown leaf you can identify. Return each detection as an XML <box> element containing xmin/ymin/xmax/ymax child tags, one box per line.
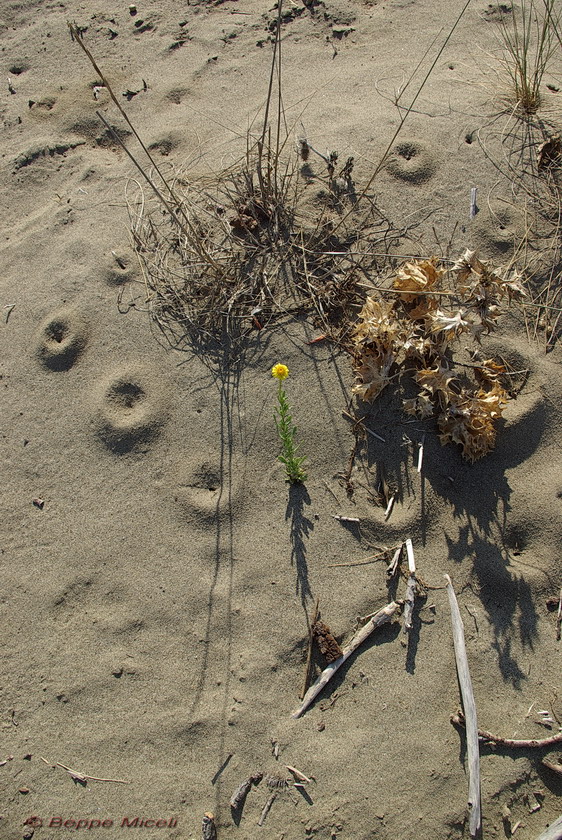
<box><xmin>415</xmin><ymin>365</ymin><xmax>456</xmax><ymax>400</ymax></box>
<box><xmin>437</xmin><ymin>383</ymin><xmax>510</xmax><ymax>461</ymax></box>
<box><xmin>352</xmin><ymin>352</ymin><xmax>394</xmax><ymax>402</ymax></box>
<box><xmin>393</xmin><ymin>257</ymin><xmax>444</xmax><ymax>301</ymax></box>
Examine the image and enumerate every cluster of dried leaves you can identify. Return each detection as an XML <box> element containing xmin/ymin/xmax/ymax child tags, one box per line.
<box><xmin>352</xmin><ymin>251</ymin><xmax>526</xmax><ymax>461</ymax></box>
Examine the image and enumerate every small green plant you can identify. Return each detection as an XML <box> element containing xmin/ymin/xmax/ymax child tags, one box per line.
<box><xmin>497</xmin><ymin>0</ymin><xmax>561</xmax><ymax>114</ymax></box>
<box><xmin>271</xmin><ymin>364</ymin><xmax>307</xmax><ymax>484</ymax></box>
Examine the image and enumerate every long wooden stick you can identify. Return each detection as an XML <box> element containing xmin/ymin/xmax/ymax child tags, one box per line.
<box><xmin>291</xmin><ymin>601</ymin><xmax>399</xmax><ymax>718</ymax></box>
<box><xmin>451</xmin><ymin>712</ymin><xmax>562</xmax><ymax>749</ymax></box>
<box><xmin>533</xmin><ymin>815</ymin><xmax>562</xmax><ymax>840</ymax></box>
<box><xmin>445</xmin><ymin>575</ymin><xmax>481</xmax><ymax>838</ymax></box>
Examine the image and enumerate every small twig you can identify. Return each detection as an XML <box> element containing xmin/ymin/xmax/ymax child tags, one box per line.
<box><xmin>257</xmin><ymin>792</ymin><xmax>277</xmax><ymax>826</ymax></box>
<box><xmin>322</xmin><ymin>480</ymin><xmax>341</xmax><ymax>505</ymax></box>
<box><xmin>556</xmin><ymin>587</ymin><xmax>562</xmax><ymax>642</ymax></box>
<box><xmin>402</xmin><ymin>540</ymin><xmax>417</xmax><ymax>634</ymax></box>
<box><xmin>331</xmin><ymin>514</ymin><xmax>360</xmax><ymax>524</ymax></box>
<box><xmin>405</xmin><ymin>539</ymin><xmax>415</xmax><ymax>574</ymax></box>
<box><xmin>541</xmin><ymin>757</ymin><xmax>562</xmax><ymax>776</ymax></box>
<box><xmin>40</xmin><ymin>757</ymin><xmax>129</xmax><ymax>784</ymax></box>
<box><xmin>285</xmin><ymin>765</ymin><xmax>313</xmax><ymax>784</ymax></box>
<box><xmin>451</xmin><ymin>712</ymin><xmax>562</xmax><ymax>749</ymax></box>
<box><xmin>328</xmin><ymin>550</ymin><xmax>391</xmax><ymax>568</ymax></box>
<box><xmin>445</xmin><ymin>575</ymin><xmax>481</xmax><ymax>838</ymax></box>
<box><xmin>387</xmin><ymin>544</ymin><xmax>403</xmax><ymax>577</ymax></box>
<box><xmin>469</xmin><ymin>187</ymin><xmax>478</xmax><ymax>219</ymax></box>
<box><xmin>365</xmin><ymin>427</ymin><xmax>386</xmax><ymax>443</ymax></box>
<box><xmin>292</xmin><ymin>601</ymin><xmax>400</xmax><ymax>718</ymax></box>
<box><xmin>3</xmin><ymin>304</ymin><xmax>15</xmax><ymax>323</ymax></box>
<box><xmin>384</xmin><ymin>494</ymin><xmax>395</xmax><ymax>521</ymax></box>
<box><xmin>342</xmin><ymin>410</ymin><xmax>385</xmax><ymax>443</ymax></box>
<box><xmin>417</xmin><ymin>436</ymin><xmax>424</xmax><ymax>474</ymax></box>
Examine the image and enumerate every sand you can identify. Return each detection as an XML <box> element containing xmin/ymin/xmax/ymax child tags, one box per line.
<box><xmin>1</xmin><ymin>0</ymin><xmax>561</xmax><ymax>838</ymax></box>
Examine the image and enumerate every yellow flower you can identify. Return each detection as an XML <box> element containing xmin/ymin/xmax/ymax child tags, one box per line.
<box><xmin>271</xmin><ymin>363</ymin><xmax>289</xmax><ymax>381</ymax></box>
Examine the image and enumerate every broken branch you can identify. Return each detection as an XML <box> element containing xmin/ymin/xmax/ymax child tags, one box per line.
<box><xmin>257</xmin><ymin>792</ymin><xmax>277</xmax><ymax>826</ymax></box>
<box><xmin>291</xmin><ymin>601</ymin><xmax>400</xmax><ymax>718</ymax></box>
<box><xmin>451</xmin><ymin>712</ymin><xmax>562</xmax><ymax>749</ymax></box>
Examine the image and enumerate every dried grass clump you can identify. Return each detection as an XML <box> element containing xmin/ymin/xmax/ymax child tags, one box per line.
<box><xmin>352</xmin><ymin>252</ymin><xmax>526</xmax><ymax>462</ymax></box>
<box><xmin>128</xmin><ymin>148</ymin><xmax>396</xmax><ymax>356</ymax></box>
<box><xmin>495</xmin><ymin>0</ymin><xmax>561</xmax><ymax>116</ymax></box>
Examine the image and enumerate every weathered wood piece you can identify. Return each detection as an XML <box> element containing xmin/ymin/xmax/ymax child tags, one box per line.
<box><xmin>445</xmin><ymin>575</ymin><xmax>481</xmax><ymax>838</ymax></box>
<box><xmin>291</xmin><ymin>601</ymin><xmax>400</xmax><ymax>718</ymax></box>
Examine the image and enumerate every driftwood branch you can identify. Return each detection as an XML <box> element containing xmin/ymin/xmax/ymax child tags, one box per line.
<box><xmin>533</xmin><ymin>815</ymin><xmax>562</xmax><ymax>840</ymax></box>
<box><xmin>291</xmin><ymin>601</ymin><xmax>400</xmax><ymax>718</ymax></box>
<box><xmin>445</xmin><ymin>575</ymin><xmax>481</xmax><ymax>838</ymax></box>
<box><xmin>451</xmin><ymin>712</ymin><xmax>562</xmax><ymax>749</ymax></box>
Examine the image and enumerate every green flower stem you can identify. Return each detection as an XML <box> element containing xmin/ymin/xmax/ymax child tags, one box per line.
<box><xmin>275</xmin><ymin>381</ymin><xmax>307</xmax><ymax>483</ymax></box>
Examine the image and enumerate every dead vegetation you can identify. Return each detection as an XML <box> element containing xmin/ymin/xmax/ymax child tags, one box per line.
<box><xmin>68</xmin><ymin>0</ymin><xmax>549</xmax><ymax>463</ymax></box>
<box><xmin>351</xmin><ymin>251</ymin><xmax>527</xmax><ymax>461</ymax></box>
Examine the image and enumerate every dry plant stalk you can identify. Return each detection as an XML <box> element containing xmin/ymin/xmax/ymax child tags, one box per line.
<box><xmin>257</xmin><ymin>792</ymin><xmax>277</xmax><ymax>826</ymax></box>
<box><xmin>451</xmin><ymin>712</ymin><xmax>562</xmax><ymax>749</ymax></box>
<box><xmin>445</xmin><ymin>576</ymin><xmax>481</xmax><ymax>838</ymax></box>
<box><xmin>40</xmin><ymin>757</ymin><xmax>129</xmax><ymax>785</ymax></box>
<box><xmin>292</xmin><ymin>601</ymin><xmax>400</xmax><ymax>718</ymax></box>
<box><xmin>352</xmin><ymin>251</ymin><xmax>526</xmax><ymax>461</ymax></box>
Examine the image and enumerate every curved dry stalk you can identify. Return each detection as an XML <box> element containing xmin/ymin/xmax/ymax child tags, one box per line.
<box><xmin>451</xmin><ymin>712</ymin><xmax>562</xmax><ymax>749</ymax></box>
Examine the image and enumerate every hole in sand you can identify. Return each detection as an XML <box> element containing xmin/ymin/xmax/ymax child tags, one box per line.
<box><xmin>107</xmin><ymin>381</ymin><xmax>146</xmax><ymax>410</ymax></box>
<box><xmin>47</xmin><ymin>321</ymin><xmax>68</xmax><ymax>343</ymax></box>
<box><xmin>397</xmin><ymin>143</ymin><xmax>417</xmax><ymax>161</ymax></box>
